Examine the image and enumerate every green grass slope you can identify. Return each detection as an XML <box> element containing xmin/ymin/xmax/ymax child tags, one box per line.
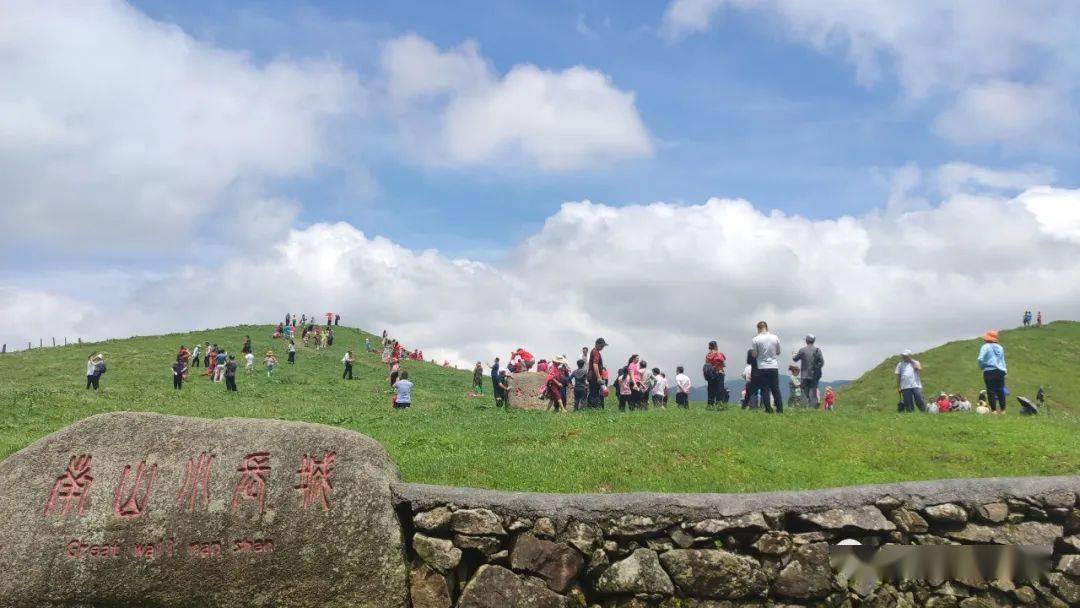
<box><xmin>1</xmin><ymin>324</ymin><xmax>1077</xmax><ymax>494</ymax></box>
<box><xmin>841</xmin><ymin>321</ymin><xmax>1080</xmax><ymax>413</ymax></box>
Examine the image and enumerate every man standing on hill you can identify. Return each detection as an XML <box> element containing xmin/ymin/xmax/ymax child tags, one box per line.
<box><xmin>793</xmin><ymin>335</ymin><xmax>824</xmax><ymax>408</ymax></box>
<box><xmin>895</xmin><ymin>349</ymin><xmax>926</xmax><ymax>412</ymax></box>
<box><xmin>751</xmin><ymin>322</ymin><xmax>783</xmax><ymax>413</ymax></box>
<box><xmin>490</xmin><ymin>357</ymin><xmax>501</xmax><ymax>405</ymax></box>
<box><xmin>588</xmin><ymin>337</ymin><xmax>607</xmax><ymax>409</ymax></box>
<box><xmin>977</xmin><ymin>330</ymin><xmax>1008</xmax><ymax>414</ymax></box>
<box><xmin>704</xmin><ymin>341</ymin><xmax>727</xmax><ymax>409</ymax></box>
<box><xmin>674</xmin><ymin>366</ymin><xmax>691</xmax><ymax>409</ymax></box>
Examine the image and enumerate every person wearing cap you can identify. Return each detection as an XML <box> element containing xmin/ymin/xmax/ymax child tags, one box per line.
<box><xmin>977</xmin><ymin>330</ymin><xmax>1008</xmax><ymax>414</ymax></box>
<box><xmin>588</xmin><ymin>337</ymin><xmax>607</xmax><ymax>409</ymax></box>
<box><xmin>793</xmin><ymin>334</ymin><xmax>824</xmax><ymax>408</ymax></box>
<box><xmin>895</xmin><ymin>349</ymin><xmax>926</xmax><ymax>412</ymax></box>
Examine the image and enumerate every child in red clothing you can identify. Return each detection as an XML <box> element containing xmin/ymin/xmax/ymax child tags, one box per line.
<box><xmin>935</xmin><ymin>393</ymin><xmax>951</xmax><ymax>413</ymax></box>
<box><xmin>822</xmin><ymin>387</ymin><xmax>837</xmax><ymax>411</ymax></box>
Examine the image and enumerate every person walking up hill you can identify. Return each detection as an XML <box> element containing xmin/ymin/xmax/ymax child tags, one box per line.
<box><xmin>977</xmin><ymin>330</ymin><xmax>1008</xmax><ymax>414</ymax></box>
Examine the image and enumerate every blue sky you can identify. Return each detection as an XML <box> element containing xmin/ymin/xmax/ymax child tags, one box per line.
<box><xmin>123</xmin><ymin>0</ymin><xmax>1074</xmax><ymax>260</ymax></box>
<box><xmin>3</xmin><ymin>0</ymin><xmax>1079</xmax><ymax>378</ymax></box>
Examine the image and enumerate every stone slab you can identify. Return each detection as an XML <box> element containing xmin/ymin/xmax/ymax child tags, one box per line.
<box><xmin>0</xmin><ymin>412</ymin><xmax>407</xmax><ymax>608</ymax></box>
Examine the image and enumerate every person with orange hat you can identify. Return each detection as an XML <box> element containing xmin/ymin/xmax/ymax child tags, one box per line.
<box><xmin>977</xmin><ymin>330</ymin><xmax>1008</xmax><ymax>414</ymax></box>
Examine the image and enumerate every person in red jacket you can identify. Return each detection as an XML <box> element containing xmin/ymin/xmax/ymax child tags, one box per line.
<box><xmin>936</xmin><ymin>393</ymin><xmax>951</xmax><ymax>413</ymax></box>
<box><xmin>704</xmin><ymin>341</ymin><xmax>727</xmax><ymax>409</ymax></box>
<box><xmin>822</xmin><ymin>386</ymin><xmax>836</xmax><ymax>411</ymax></box>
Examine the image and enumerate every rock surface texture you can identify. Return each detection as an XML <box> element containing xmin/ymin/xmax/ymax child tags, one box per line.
<box><xmin>397</xmin><ymin>477</ymin><xmax>1080</xmax><ymax>607</ymax></box>
<box><xmin>0</xmin><ymin>412</ymin><xmax>407</xmax><ymax>608</ymax></box>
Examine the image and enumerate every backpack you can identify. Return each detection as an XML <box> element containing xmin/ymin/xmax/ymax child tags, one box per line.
<box><xmin>811</xmin><ymin>348</ymin><xmax>824</xmax><ymax>381</ymax></box>
<box><xmin>702</xmin><ymin>363</ymin><xmax>716</xmax><ymax>382</ymax></box>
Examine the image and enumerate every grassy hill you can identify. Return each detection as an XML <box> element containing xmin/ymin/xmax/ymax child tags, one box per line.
<box><xmin>841</xmin><ymin>321</ymin><xmax>1080</xmax><ymax>414</ymax></box>
<box><xmin>1</xmin><ymin>323</ymin><xmax>1077</xmax><ymax>494</ymax></box>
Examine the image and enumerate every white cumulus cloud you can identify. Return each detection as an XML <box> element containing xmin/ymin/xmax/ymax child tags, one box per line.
<box><xmin>0</xmin><ymin>0</ymin><xmax>361</xmax><ymax>251</ymax></box>
<box><xmin>6</xmin><ymin>170</ymin><xmax>1078</xmax><ymax>382</ymax></box>
<box><xmin>379</xmin><ymin>34</ymin><xmax>653</xmax><ymax>171</ymax></box>
<box><xmin>660</xmin><ymin>0</ymin><xmax>1080</xmax><ymax>146</ymax></box>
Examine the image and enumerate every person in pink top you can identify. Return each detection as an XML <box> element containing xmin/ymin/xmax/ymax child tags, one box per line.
<box><xmin>625</xmin><ymin>354</ymin><xmax>644</xmax><ymax>410</ymax></box>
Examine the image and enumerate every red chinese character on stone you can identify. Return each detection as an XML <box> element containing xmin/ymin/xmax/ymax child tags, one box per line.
<box><xmin>295</xmin><ymin>451</ymin><xmax>335</xmax><ymax>511</ymax></box>
<box><xmin>177</xmin><ymin>452</ymin><xmax>214</xmax><ymax>512</ymax></box>
<box><xmin>231</xmin><ymin>452</ymin><xmax>271</xmax><ymax>514</ymax></box>
<box><xmin>44</xmin><ymin>454</ymin><xmax>94</xmax><ymax>518</ymax></box>
<box><xmin>112</xmin><ymin>461</ymin><xmax>158</xmax><ymax>519</ymax></box>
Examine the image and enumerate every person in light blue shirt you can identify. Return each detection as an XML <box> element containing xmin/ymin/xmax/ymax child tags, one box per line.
<box><xmin>895</xmin><ymin>349</ymin><xmax>926</xmax><ymax>412</ymax></box>
<box><xmin>393</xmin><ymin>370</ymin><xmax>413</xmax><ymax>409</ymax></box>
<box><xmin>977</xmin><ymin>330</ymin><xmax>1008</xmax><ymax>414</ymax></box>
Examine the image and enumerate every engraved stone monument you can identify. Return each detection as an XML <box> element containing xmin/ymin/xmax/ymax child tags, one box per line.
<box><xmin>0</xmin><ymin>412</ymin><xmax>407</xmax><ymax>607</ymax></box>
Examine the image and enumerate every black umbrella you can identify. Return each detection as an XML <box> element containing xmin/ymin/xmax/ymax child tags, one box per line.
<box><xmin>1016</xmin><ymin>396</ymin><xmax>1039</xmax><ymax>416</ymax></box>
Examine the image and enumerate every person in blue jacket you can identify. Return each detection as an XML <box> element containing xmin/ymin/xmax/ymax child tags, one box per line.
<box><xmin>977</xmin><ymin>330</ymin><xmax>1008</xmax><ymax>414</ymax></box>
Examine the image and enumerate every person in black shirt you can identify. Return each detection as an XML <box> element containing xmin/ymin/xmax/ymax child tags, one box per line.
<box><xmin>172</xmin><ymin>356</ymin><xmax>187</xmax><ymax>390</ymax></box>
<box><xmin>224</xmin><ymin>355</ymin><xmax>238</xmax><ymax>391</ymax></box>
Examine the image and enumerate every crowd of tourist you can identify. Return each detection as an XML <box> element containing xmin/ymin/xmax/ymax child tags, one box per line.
<box><xmin>75</xmin><ymin>308</ymin><xmax>1049</xmax><ymax>418</ymax></box>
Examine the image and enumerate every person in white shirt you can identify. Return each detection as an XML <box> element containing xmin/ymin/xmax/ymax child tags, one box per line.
<box><xmin>894</xmin><ymin>349</ymin><xmax>926</xmax><ymax>412</ymax></box>
<box><xmin>342</xmin><ymin>350</ymin><xmax>354</xmax><ymax>380</ymax></box>
<box><xmin>244</xmin><ymin>352</ymin><xmax>255</xmax><ymax>373</ymax></box>
<box><xmin>674</xmin><ymin>366</ymin><xmax>691</xmax><ymax>409</ymax></box>
<box><xmin>650</xmin><ymin>369</ymin><xmax>667</xmax><ymax>409</ymax></box>
<box><xmin>750</xmin><ymin>321</ymin><xmax>783</xmax><ymax>413</ymax></box>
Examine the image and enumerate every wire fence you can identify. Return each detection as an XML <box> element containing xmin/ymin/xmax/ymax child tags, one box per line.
<box><xmin>1</xmin><ymin>337</ymin><xmax>83</xmax><ymax>354</ymax></box>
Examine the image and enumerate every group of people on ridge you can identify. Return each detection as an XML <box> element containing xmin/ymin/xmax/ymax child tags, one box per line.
<box><xmin>895</xmin><ymin>329</ymin><xmax>1040</xmax><ymax>415</ymax></box>
<box><xmin>482</xmin><ymin>321</ymin><xmax>833</xmax><ymax>414</ymax></box>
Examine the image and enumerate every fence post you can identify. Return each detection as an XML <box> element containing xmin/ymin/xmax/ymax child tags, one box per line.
<box><xmin>1</xmin><ymin>344</ymin><xmax>5</xmax><ymax>354</ymax></box>
<box><xmin>39</xmin><ymin>338</ymin><xmax>43</xmax><ymax>348</ymax></box>
<box><xmin>28</xmin><ymin>342</ymin><xmax>32</xmax><ymax>350</ymax></box>
<box><xmin>64</xmin><ymin>337</ymin><xmax>68</xmax><ymax>346</ymax></box>
<box><xmin>52</xmin><ymin>337</ymin><xmax>56</xmax><ymax>347</ymax></box>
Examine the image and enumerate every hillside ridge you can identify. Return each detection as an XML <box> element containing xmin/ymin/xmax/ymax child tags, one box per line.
<box><xmin>841</xmin><ymin>320</ymin><xmax>1079</xmax><ymax>413</ymax></box>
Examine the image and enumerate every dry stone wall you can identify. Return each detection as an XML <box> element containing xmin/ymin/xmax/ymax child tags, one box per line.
<box><xmin>395</xmin><ymin>478</ymin><xmax>1080</xmax><ymax>608</ymax></box>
